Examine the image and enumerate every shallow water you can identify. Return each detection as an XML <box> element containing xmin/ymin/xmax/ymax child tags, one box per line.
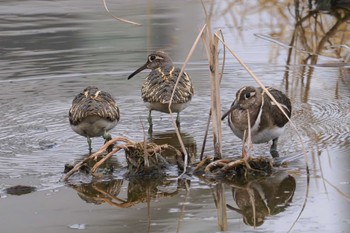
<box><xmin>0</xmin><ymin>1</ymin><xmax>349</xmax><ymax>233</ymax></box>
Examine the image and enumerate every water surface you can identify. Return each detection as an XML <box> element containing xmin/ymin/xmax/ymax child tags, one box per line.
<box><xmin>0</xmin><ymin>1</ymin><xmax>349</xmax><ymax>233</ymax></box>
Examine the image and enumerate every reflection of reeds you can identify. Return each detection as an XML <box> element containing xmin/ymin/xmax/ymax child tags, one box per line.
<box><xmin>291</xmin><ymin>1</ymin><xmax>350</xmax><ymax>65</ymax></box>
<box><xmin>221</xmin><ymin>0</ymin><xmax>350</xmax><ymax>65</ymax></box>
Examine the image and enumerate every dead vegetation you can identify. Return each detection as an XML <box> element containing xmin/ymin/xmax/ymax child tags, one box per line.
<box><xmin>63</xmin><ymin>136</ymin><xmax>183</xmax><ymax>181</ymax></box>
<box><xmin>195</xmin><ymin>156</ymin><xmax>273</xmax><ymax>179</ymax></box>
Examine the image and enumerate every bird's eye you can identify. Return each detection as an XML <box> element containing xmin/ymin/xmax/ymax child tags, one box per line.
<box><xmin>244</xmin><ymin>92</ymin><xmax>251</xmax><ymax>99</ymax></box>
<box><xmin>149</xmin><ymin>55</ymin><xmax>156</xmax><ymax>61</ymax></box>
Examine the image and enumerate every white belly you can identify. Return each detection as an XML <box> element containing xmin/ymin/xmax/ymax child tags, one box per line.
<box><xmin>70</xmin><ymin>116</ymin><xmax>118</xmax><ymax>138</ymax></box>
<box><xmin>251</xmin><ymin>126</ymin><xmax>285</xmax><ymax>143</ymax></box>
<box><xmin>144</xmin><ymin>102</ymin><xmax>190</xmax><ymax>113</ymax></box>
<box><xmin>230</xmin><ymin>124</ymin><xmax>285</xmax><ymax>144</ymax></box>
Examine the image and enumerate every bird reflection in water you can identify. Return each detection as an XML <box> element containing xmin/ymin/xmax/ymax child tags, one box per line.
<box><xmin>227</xmin><ymin>171</ymin><xmax>296</xmax><ymax>227</ymax></box>
<box><xmin>149</xmin><ymin>131</ymin><xmax>197</xmax><ymax>164</ymax></box>
<box><xmin>69</xmin><ymin>177</ymin><xmax>189</xmax><ymax>208</ymax></box>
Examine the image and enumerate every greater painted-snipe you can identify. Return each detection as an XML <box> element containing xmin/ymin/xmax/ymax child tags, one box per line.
<box><xmin>69</xmin><ymin>86</ymin><xmax>120</xmax><ymax>153</ymax></box>
<box><xmin>127</xmin><ymin>51</ymin><xmax>194</xmax><ymax>133</ymax></box>
<box><xmin>222</xmin><ymin>86</ymin><xmax>292</xmax><ymax>158</ymax></box>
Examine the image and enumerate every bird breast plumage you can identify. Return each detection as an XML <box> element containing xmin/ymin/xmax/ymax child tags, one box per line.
<box><xmin>141</xmin><ymin>66</ymin><xmax>193</xmax><ymax>104</ymax></box>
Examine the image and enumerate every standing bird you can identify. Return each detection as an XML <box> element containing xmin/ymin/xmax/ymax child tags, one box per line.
<box><xmin>221</xmin><ymin>86</ymin><xmax>291</xmax><ymax>158</ymax></box>
<box><xmin>127</xmin><ymin>51</ymin><xmax>194</xmax><ymax>133</ymax></box>
<box><xmin>69</xmin><ymin>86</ymin><xmax>120</xmax><ymax>154</ymax></box>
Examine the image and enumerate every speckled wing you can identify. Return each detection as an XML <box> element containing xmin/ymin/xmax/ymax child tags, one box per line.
<box><xmin>141</xmin><ymin>65</ymin><xmax>193</xmax><ymax>104</ymax></box>
<box><xmin>69</xmin><ymin>90</ymin><xmax>120</xmax><ymax>125</ymax></box>
<box><xmin>261</xmin><ymin>87</ymin><xmax>291</xmax><ymax>127</ymax></box>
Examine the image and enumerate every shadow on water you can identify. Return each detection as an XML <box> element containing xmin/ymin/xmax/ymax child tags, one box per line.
<box><xmin>0</xmin><ymin>0</ymin><xmax>350</xmax><ymax>233</ymax></box>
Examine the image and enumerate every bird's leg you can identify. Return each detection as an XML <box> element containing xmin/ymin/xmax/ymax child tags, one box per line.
<box><xmin>176</xmin><ymin>113</ymin><xmax>181</xmax><ymax>129</ymax></box>
<box><xmin>103</xmin><ymin>131</ymin><xmax>113</xmax><ymax>153</ymax></box>
<box><xmin>103</xmin><ymin>131</ymin><xmax>112</xmax><ymax>141</ymax></box>
<box><xmin>270</xmin><ymin>138</ymin><xmax>279</xmax><ymax>158</ymax></box>
<box><xmin>148</xmin><ymin>109</ymin><xmax>153</xmax><ymax>134</ymax></box>
<box><xmin>87</xmin><ymin>136</ymin><xmax>92</xmax><ymax>154</ymax></box>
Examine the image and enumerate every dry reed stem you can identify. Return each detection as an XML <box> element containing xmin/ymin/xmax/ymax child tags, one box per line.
<box><xmin>140</xmin><ymin>119</ymin><xmax>150</xmax><ymax>171</ymax></box>
<box><xmin>241</xmin><ymin>110</ymin><xmax>253</xmax><ymax>170</ymax></box>
<box><xmin>200</xmin><ymin>0</ymin><xmax>223</xmax><ymax>159</ymax></box>
<box><xmin>209</xmin><ymin>32</ymin><xmax>223</xmax><ymax>158</ymax></box>
<box><xmin>102</xmin><ymin>0</ymin><xmax>141</xmax><ymax>26</ymax></box>
<box><xmin>168</xmin><ymin>23</ymin><xmax>207</xmax><ymax>178</ymax></box>
<box><xmin>200</xmin><ymin>30</ymin><xmax>226</xmax><ymax>160</ymax></box>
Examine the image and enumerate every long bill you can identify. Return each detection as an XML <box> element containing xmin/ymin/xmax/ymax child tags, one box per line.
<box><xmin>221</xmin><ymin>101</ymin><xmax>238</xmax><ymax>120</ymax></box>
<box><xmin>127</xmin><ymin>63</ymin><xmax>148</xmax><ymax>79</ymax></box>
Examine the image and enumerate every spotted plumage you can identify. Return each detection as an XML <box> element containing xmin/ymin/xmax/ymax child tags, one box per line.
<box><xmin>128</xmin><ymin>51</ymin><xmax>194</xmax><ymax>133</ymax></box>
<box><xmin>69</xmin><ymin>86</ymin><xmax>119</xmax><ymax>153</ymax></box>
<box><xmin>222</xmin><ymin>86</ymin><xmax>291</xmax><ymax>158</ymax></box>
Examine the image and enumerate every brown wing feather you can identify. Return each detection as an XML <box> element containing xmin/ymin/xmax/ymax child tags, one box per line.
<box><xmin>69</xmin><ymin>87</ymin><xmax>119</xmax><ymax>125</ymax></box>
<box><xmin>141</xmin><ymin>66</ymin><xmax>193</xmax><ymax>104</ymax></box>
<box><xmin>260</xmin><ymin>87</ymin><xmax>291</xmax><ymax>128</ymax></box>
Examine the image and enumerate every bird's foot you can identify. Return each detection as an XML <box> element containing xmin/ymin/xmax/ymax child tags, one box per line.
<box><xmin>105</xmin><ymin>142</ymin><xmax>114</xmax><ymax>153</ymax></box>
<box><xmin>270</xmin><ymin>149</ymin><xmax>279</xmax><ymax>158</ymax></box>
<box><xmin>103</xmin><ymin>133</ymin><xmax>114</xmax><ymax>153</ymax></box>
<box><xmin>270</xmin><ymin>138</ymin><xmax>279</xmax><ymax>158</ymax></box>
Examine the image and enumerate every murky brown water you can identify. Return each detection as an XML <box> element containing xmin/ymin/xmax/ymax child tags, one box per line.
<box><xmin>0</xmin><ymin>1</ymin><xmax>349</xmax><ymax>232</ymax></box>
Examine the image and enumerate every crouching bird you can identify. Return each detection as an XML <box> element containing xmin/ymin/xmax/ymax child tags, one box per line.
<box><xmin>222</xmin><ymin>86</ymin><xmax>291</xmax><ymax>158</ymax></box>
<box><xmin>69</xmin><ymin>86</ymin><xmax>120</xmax><ymax>154</ymax></box>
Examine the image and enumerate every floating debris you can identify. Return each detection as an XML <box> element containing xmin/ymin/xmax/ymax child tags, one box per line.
<box><xmin>68</xmin><ymin>224</ymin><xmax>86</xmax><ymax>230</ymax></box>
<box><xmin>5</xmin><ymin>185</ymin><xmax>37</xmax><ymax>195</ymax></box>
